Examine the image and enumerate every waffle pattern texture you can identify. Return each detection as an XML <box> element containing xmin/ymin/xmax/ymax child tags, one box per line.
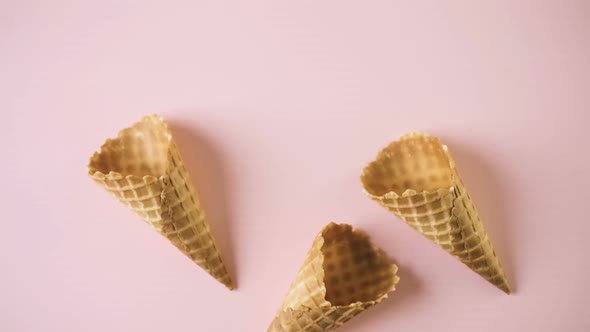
<box><xmin>268</xmin><ymin>223</ymin><xmax>399</xmax><ymax>332</ymax></box>
<box><xmin>88</xmin><ymin>115</ymin><xmax>233</xmax><ymax>289</ymax></box>
<box><xmin>361</xmin><ymin>132</ymin><xmax>510</xmax><ymax>293</ymax></box>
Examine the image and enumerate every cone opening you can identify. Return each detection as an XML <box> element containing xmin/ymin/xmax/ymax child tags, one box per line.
<box><xmin>361</xmin><ymin>133</ymin><xmax>454</xmax><ymax>196</ymax></box>
<box><xmin>321</xmin><ymin>224</ymin><xmax>397</xmax><ymax>306</ymax></box>
<box><xmin>88</xmin><ymin>116</ymin><xmax>171</xmax><ymax>178</ymax></box>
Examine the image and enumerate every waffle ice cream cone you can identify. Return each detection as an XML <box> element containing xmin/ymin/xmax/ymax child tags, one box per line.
<box><xmin>87</xmin><ymin>115</ymin><xmax>233</xmax><ymax>289</ymax></box>
<box><xmin>361</xmin><ymin>133</ymin><xmax>510</xmax><ymax>293</ymax></box>
<box><xmin>268</xmin><ymin>223</ymin><xmax>399</xmax><ymax>332</ymax></box>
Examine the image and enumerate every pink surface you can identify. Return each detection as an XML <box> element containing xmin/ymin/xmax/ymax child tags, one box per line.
<box><xmin>2</xmin><ymin>1</ymin><xmax>589</xmax><ymax>331</ymax></box>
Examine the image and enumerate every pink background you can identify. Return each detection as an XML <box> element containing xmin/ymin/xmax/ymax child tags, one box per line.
<box><xmin>2</xmin><ymin>1</ymin><xmax>589</xmax><ymax>331</ymax></box>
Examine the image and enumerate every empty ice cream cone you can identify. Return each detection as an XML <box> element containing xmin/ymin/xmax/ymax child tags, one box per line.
<box><xmin>268</xmin><ymin>223</ymin><xmax>399</xmax><ymax>332</ymax></box>
<box><xmin>87</xmin><ymin>115</ymin><xmax>233</xmax><ymax>289</ymax></box>
<box><xmin>361</xmin><ymin>132</ymin><xmax>510</xmax><ymax>293</ymax></box>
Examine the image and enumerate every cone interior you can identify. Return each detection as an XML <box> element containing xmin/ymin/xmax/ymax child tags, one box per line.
<box><xmin>361</xmin><ymin>134</ymin><xmax>454</xmax><ymax>196</ymax></box>
<box><xmin>88</xmin><ymin>117</ymin><xmax>171</xmax><ymax>178</ymax></box>
<box><xmin>321</xmin><ymin>225</ymin><xmax>396</xmax><ymax>306</ymax></box>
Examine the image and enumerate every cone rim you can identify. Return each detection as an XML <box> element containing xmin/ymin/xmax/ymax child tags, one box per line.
<box><xmin>87</xmin><ymin>114</ymin><xmax>172</xmax><ymax>182</ymax></box>
<box><xmin>360</xmin><ymin>131</ymin><xmax>459</xmax><ymax>199</ymax></box>
<box><xmin>283</xmin><ymin>223</ymin><xmax>399</xmax><ymax>311</ymax></box>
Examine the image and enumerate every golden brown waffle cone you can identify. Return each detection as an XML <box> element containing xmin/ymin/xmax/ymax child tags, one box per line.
<box><xmin>268</xmin><ymin>223</ymin><xmax>399</xmax><ymax>332</ymax></box>
<box><xmin>361</xmin><ymin>132</ymin><xmax>510</xmax><ymax>293</ymax></box>
<box><xmin>87</xmin><ymin>115</ymin><xmax>233</xmax><ymax>289</ymax></box>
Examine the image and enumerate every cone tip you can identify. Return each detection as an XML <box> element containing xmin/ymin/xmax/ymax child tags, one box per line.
<box><xmin>218</xmin><ymin>275</ymin><xmax>235</xmax><ymax>290</ymax></box>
